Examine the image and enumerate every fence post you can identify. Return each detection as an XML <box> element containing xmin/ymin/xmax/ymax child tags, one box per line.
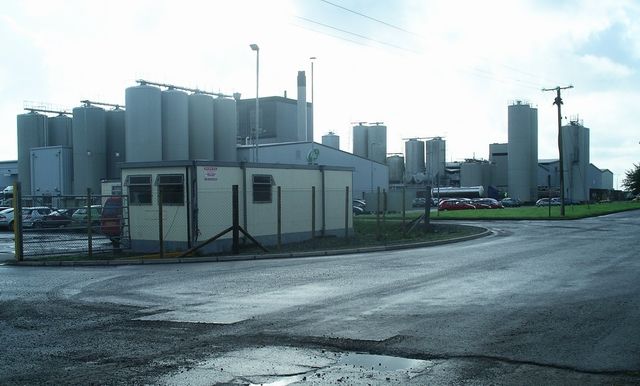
<box><xmin>232</xmin><ymin>185</ymin><xmax>239</xmax><ymax>255</ymax></box>
<box><xmin>311</xmin><ymin>186</ymin><xmax>316</xmax><ymax>241</ymax></box>
<box><xmin>424</xmin><ymin>184</ymin><xmax>431</xmax><ymax>233</ymax></box>
<box><xmin>382</xmin><ymin>188</ymin><xmax>387</xmax><ymax>240</ymax></box>
<box><xmin>14</xmin><ymin>182</ymin><xmax>23</xmax><ymax>261</ymax></box>
<box><xmin>376</xmin><ymin>187</ymin><xmax>381</xmax><ymax>241</ymax></box>
<box><xmin>344</xmin><ymin>186</ymin><xmax>349</xmax><ymax>241</ymax></box>
<box><xmin>87</xmin><ymin>188</ymin><xmax>93</xmax><ymax>258</ymax></box>
<box><xmin>277</xmin><ymin>186</ymin><xmax>282</xmax><ymax>250</ymax></box>
<box><xmin>158</xmin><ymin>189</ymin><xmax>164</xmax><ymax>259</ymax></box>
<box><xmin>402</xmin><ymin>186</ymin><xmax>406</xmax><ymax>237</ymax></box>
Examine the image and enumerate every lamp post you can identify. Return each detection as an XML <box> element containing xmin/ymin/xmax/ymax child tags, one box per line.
<box><xmin>250</xmin><ymin>44</ymin><xmax>260</xmax><ymax>162</ymax></box>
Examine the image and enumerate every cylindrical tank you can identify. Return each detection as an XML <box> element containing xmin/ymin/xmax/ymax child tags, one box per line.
<box><xmin>213</xmin><ymin>97</ymin><xmax>238</xmax><ymax>162</ymax></box>
<box><xmin>507</xmin><ymin>101</ymin><xmax>538</xmax><ymax>202</ymax></box>
<box><xmin>106</xmin><ymin>108</ymin><xmax>126</xmax><ymax>180</ymax></box>
<box><xmin>404</xmin><ymin>139</ymin><xmax>425</xmax><ymax>182</ymax></box>
<box><xmin>460</xmin><ymin>161</ymin><xmax>491</xmax><ymax>189</ymax></box>
<box><xmin>17</xmin><ymin>112</ymin><xmax>47</xmax><ymax>195</ymax></box>
<box><xmin>386</xmin><ymin>155</ymin><xmax>405</xmax><ymax>183</ymax></box>
<box><xmin>322</xmin><ymin>132</ymin><xmax>340</xmax><ymax>149</ymax></box>
<box><xmin>188</xmin><ymin>93</ymin><xmax>215</xmax><ymax>160</ymax></box>
<box><xmin>72</xmin><ymin>105</ymin><xmax>107</xmax><ymax>194</ymax></box>
<box><xmin>426</xmin><ymin>138</ymin><xmax>446</xmax><ymax>180</ymax></box>
<box><xmin>161</xmin><ymin>89</ymin><xmax>189</xmax><ymax>160</ymax></box>
<box><xmin>47</xmin><ymin>114</ymin><xmax>72</xmax><ymax>147</ymax></box>
<box><xmin>125</xmin><ymin>85</ymin><xmax>162</xmax><ymax>162</ymax></box>
<box><xmin>367</xmin><ymin>124</ymin><xmax>387</xmax><ymax>164</ymax></box>
<box><xmin>352</xmin><ymin>124</ymin><xmax>368</xmax><ymax>158</ymax></box>
<box><xmin>561</xmin><ymin>122</ymin><xmax>590</xmax><ymax>202</ymax></box>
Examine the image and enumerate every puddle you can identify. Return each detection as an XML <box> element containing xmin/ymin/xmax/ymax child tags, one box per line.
<box><xmin>249</xmin><ymin>374</ymin><xmax>304</xmax><ymax>386</ymax></box>
<box><xmin>338</xmin><ymin>352</ymin><xmax>426</xmax><ymax>371</ymax></box>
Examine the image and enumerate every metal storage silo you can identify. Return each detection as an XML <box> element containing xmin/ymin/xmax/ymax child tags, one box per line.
<box><xmin>426</xmin><ymin>137</ymin><xmax>446</xmax><ymax>181</ymax></box>
<box><xmin>72</xmin><ymin>105</ymin><xmax>107</xmax><ymax>194</ymax></box>
<box><xmin>367</xmin><ymin>124</ymin><xmax>387</xmax><ymax>164</ymax></box>
<box><xmin>47</xmin><ymin>114</ymin><xmax>72</xmax><ymax>147</ymax></box>
<box><xmin>561</xmin><ymin>121</ymin><xmax>590</xmax><ymax>202</ymax></box>
<box><xmin>213</xmin><ymin>97</ymin><xmax>238</xmax><ymax>162</ymax></box>
<box><xmin>17</xmin><ymin>111</ymin><xmax>47</xmax><ymax>195</ymax></box>
<box><xmin>188</xmin><ymin>93</ymin><xmax>215</xmax><ymax>160</ymax></box>
<box><xmin>507</xmin><ymin>101</ymin><xmax>538</xmax><ymax>202</ymax></box>
<box><xmin>322</xmin><ymin>132</ymin><xmax>340</xmax><ymax>149</ymax></box>
<box><xmin>161</xmin><ymin>89</ymin><xmax>189</xmax><ymax>160</ymax></box>
<box><xmin>352</xmin><ymin>124</ymin><xmax>368</xmax><ymax>158</ymax></box>
<box><xmin>386</xmin><ymin>155</ymin><xmax>405</xmax><ymax>183</ymax></box>
<box><xmin>106</xmin><ymin>108</ymin><xmax>126</xmax><ymax>179</ymax></box>
<box><xmin>404</xmin><ymin>139</ymin><xmax>425</xmax><ymax>182</ymax></box>
<box><xmin>125</xmin><ymin>84</ymin><xmax>162</xmax><ymax>162</ymax></box>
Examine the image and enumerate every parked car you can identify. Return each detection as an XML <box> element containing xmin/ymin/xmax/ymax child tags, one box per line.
<box><xmin>501</xmin><ymin>197</ymin><xmax>521</xmax><ymax>207</ymax></box>
<box><xmin>438</xmin><ymin>199</ymin><xmax>476</xmax><ymax>211</ymax></box>
<box><xmin>535</xmin><ymin>198</ymin><xmax>561</xmax><ymax>207</ymax></box>
<box><xmin>32</xmin><ymin>209</ymin><xmax>73</xmax><ymax>228</ymax></box>
<box><xmin>0</xmin><ymin>208</ymin><xmax>15</xmax><ymax>231</ymax></box>
<box><xmin>101</xmin><ymin>197</ymin><xmax>123</xmax><ymax>245</ymax></box>
<box><xmin>353</xmin><ymin>205</ymin><xmax>365</xmax><ymax>215</ymax></box>
<box><xmin>22</xmin><ymin>207</ymin><xmax>54</xmax><ymax>228</ymax></box>
<box><xmin>72</xmin><ymin>205</ymin><xmax>102</xmax><ymax>227</ymax></box>
<box><xmin>472</xmin><ymin>198</ymin><xmax>504</xmax><ymax>209</ymax></box>
<box><xmin>353</xmin><ymin>199</ymin><xmax>366</xmax><ymax>208</ymax></box>
<box><xmin>412</xmin><ymin>197</ymin><xmax>426</xmax><ymax>207</ymax></box>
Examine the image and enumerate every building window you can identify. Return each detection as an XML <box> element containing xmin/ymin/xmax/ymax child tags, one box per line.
<box><xmin>126</xmin><ymin>175</ymin><xmax>152</xmax><ymax>205</ymax></box>
<box><xmin>252</xmin><ymin>174</ymin><xmax>273</xmax><ymax>203</ymax></box>
<box><xmin>156</xmin><ymin>174</ymin><xmax>184</xmax><ymax>205</ymax></box>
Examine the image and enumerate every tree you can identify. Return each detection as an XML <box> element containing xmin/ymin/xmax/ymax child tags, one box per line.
<box><xmin>622</xmin><ymin>163</ymin><xmax>640</xmax><ymax>195</ymax></box>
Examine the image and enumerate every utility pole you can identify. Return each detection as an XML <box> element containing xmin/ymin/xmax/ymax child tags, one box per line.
<box><xmin>542</xmin><ymin>85</ymin><xmax>573</xmax><ymax>216</ymax></box>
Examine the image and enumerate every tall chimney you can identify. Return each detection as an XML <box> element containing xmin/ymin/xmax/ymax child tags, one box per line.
<box><xmin>297</xmin><ymin>71</ymin><xmax>307</xmax><ymax>142</ymax></box>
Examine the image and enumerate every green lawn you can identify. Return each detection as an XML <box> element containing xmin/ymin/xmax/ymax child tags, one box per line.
<box><xmin>366</xmin><ymin>201</ymin><xmax>640</xmax><ymax>220</ymax></box>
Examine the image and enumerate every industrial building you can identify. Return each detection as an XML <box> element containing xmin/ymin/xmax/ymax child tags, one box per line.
<box><xmin>0</xmin><ymin>160</ymin><xmax>18</xmax><ymax>192</ymax></box>
<box><xmin>426</xmin><ymin>137</ymin><xmax>446</xmax><ymax>184</ymax></box>
<box><xmin>236</xmin><ymin>141</ymin><xmax>388</xmax><ymax>199</ymax></box>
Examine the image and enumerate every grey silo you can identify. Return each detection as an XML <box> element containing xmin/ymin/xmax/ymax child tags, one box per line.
<box><xmin>426</xmin><ymin>138</ymin><xmax>446</xmax><ymax>181</ymax></box>
<box><xmin>17</xmin><ymin>111</ymin><xmax>47</xmax><ymax>195</ymax></box>
<box><xmin>125</xmin><ymin>85</ymin><xmax>162</xmax><ymax>162</ymax></box>
<box><xmin>404</xmin><ymin>139</ymin><xmax>425</xmax><ymax>181</ymax></box>
<box><xmin>47</xmin><ymin>114</ymin><xmax>72</xmax><ymax>147</ymax></box>
<box><xmin>188</xmin><ymin>93</ymin><xmax>215</xmax><ymax>160</ymax></box>
<box><xmin>106</xmin><ymin>108</ymin><xmax>126</xmax><ymax>180</ymax></box>
<box><xmin>507</xmin><ymin>101</ymin><xmax>538</xmax><ymax>202</ymax></box>
<box><xmin>322</xmin><ymin>132</ymin><xmax>340</xmax><ymax>149</ymax></box>
<box><xmin>161</xmin><ymin>89</ymin><xmax>189</xmax><ymax>160</ymax></box>
<box><xmin>72</xmin><ymin>105</ymin><xmax>107</xmax><ymax>195</ymax></box>
<box><xmin>367</xmin><ymin>124</ymin><xmax>387</xmax><ymax>164</ymax></box>
<box><xmin>561</xmin><ymin>122</ymin><xmax>590</xmax><ymax>202</ymax></box>
<box><xmin>213</xmin><ymin>97</ymin><xmax>238</xmax><ymax>162</ymax></box>
<box><xmin>386</xmin><ymin>155</ymin><xmax>405</xmax><ymax>183</ymax></box>
<box><xmin>352</xmin><ymin>125</ymin><xmax>368</xmax><ymax>158</ymax></box>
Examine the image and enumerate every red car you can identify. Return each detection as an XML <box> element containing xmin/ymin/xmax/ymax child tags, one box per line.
<box><xmin>100</xmin><ymin>197</ymin><xmax>124</xmax><ymax>246</ymax></box>
<box><xmin>438</xmin><ymin>199</ymin><xmax>476</xmax><ymax>211</ymax></box>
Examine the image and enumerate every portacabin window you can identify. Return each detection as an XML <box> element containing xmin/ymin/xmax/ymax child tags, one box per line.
<box><xmin>156</xmin><ymin>174</ymin><xmax>184</xmax><ymax>205</ymax></box>
<box><xmin>252</xmin><ymin>174</ymin><xmax>273</xmax><ymax>203</ymax></box>
<box><xmin>126</xmin><ymin>175</ymin><xmax>152</xmax><ymax>205</ymax></box>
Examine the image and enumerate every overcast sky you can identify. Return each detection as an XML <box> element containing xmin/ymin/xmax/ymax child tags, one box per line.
<box><xmin>1</xmin><ymin>0</ymin><xmax>638</xmax><ymax>188</ymax></box>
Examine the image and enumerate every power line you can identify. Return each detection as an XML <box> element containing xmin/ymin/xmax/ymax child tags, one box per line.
<box><xmin>318</xmin><ymin>0</ymin><xmax>422</xmax><ymax>37</ymax></box>
<box><xmin>296</xmin><ymin>16</ymin><xmax>418</xmax><ymax>53</ymax></box>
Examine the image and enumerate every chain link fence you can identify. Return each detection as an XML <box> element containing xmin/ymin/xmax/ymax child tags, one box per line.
<box><xmin>12</xmin><ymin>184</ymin><xmax>129</xmax><ymax>259</ymax></box>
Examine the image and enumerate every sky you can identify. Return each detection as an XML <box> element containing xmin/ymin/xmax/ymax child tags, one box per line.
<box><xmin>1</xmin><ymin>0</ymin><xmax>638</xmax><ymax>188</ymax></box>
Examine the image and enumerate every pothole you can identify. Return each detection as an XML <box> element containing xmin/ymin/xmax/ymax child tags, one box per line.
<box><xmin>338</xmin><ymin>352</ymin><xmax>428</xmax><ymax>371</ymax></box>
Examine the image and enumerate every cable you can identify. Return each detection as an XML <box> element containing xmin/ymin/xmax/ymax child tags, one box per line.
<box><xmin>296</xmin><ymin>16</ymin><xmax>419</xmax><ymax>53</ymax></box>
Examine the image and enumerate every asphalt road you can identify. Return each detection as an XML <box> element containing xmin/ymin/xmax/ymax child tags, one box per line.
<box><xmin>1</xmin><ymin>211</ymin><xmax>639</xmax><ymax>385</ymax></box>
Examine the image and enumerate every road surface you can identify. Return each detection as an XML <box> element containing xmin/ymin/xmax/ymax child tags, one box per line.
<box><xmin>1</xmin><ymin>211</ymin><xmax>639</xmax><ymax>384</ymax></box>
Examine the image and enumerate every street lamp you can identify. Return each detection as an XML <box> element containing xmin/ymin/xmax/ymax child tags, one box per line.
<box><xmin>250</xmin><ymin>43</ymin><xmax>260</xmax><ymax>162</ymax></box>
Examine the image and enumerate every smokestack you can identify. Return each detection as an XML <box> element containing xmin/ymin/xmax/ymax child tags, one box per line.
<box><xmin>297</xmin><ymin>71</ymin><xmax>307</xmax><ymax>141</ymax></box>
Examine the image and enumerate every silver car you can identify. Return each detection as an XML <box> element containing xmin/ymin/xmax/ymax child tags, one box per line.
<box><xmin>0</xmin><ymin>208</ymin><xmax>15</xmax><ymax>231</ymax></box>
